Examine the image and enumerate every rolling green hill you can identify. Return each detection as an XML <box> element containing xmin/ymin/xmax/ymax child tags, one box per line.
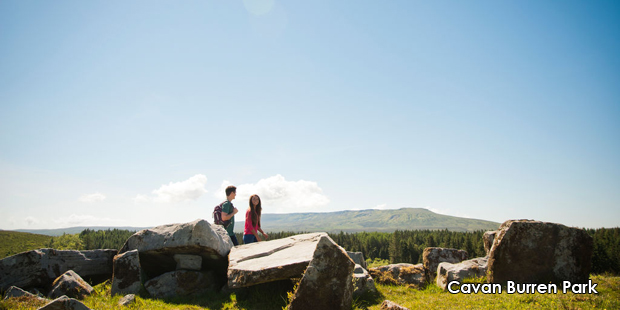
<box><xmin>247</xmin><ymin>208</ymin><xmax>500</xmax><ymax>233</ymax></box>
<box><xmin>0</xmin><ymin>230</ymin><xmax>52</xmax><ymax>259</ymax></box>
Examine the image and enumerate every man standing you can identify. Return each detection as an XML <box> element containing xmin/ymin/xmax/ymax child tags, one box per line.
<box><xmin>221</xmin><ymin>185</ymin><xmax>239</xmax><ymax>245</ymax></box>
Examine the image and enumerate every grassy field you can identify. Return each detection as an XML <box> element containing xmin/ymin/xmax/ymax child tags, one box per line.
<box><xmin>1</xmin><ymin>275</ymin><xmax>618</xmax><ymax>310</ymax></box>
<box><xmin>0</xmin><ymin>231</ymin><xmax>51</xmax><ymax>259</ymax></box>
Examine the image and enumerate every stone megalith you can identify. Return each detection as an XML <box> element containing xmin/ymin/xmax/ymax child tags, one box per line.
<box><xmin>422</xmin><ymin>247</ymin><xmax>468</xmax><ymax>283</ymax></box>
<box><xmin>227</xmin><ymin>233</ymin><xmax>326</xmax><ymax>289</ymax></box>
<box><xmin>48</xmin><ymin>270</ymin><xmax>94</xmax><ymax>300</ymax></box>
<box><xmin>0</xmin><ymin>249</ymin><xmax>117</xmax><ymax>292</ymax></box>
<box><xmin>436</xmin><ymin>257</ymin><xmax>488</xmax><ymax>291</ymax></box>
<box><xmin>118</xmin><ymin>219</ymin><xmax>233</xmax><ymax>280</ymax></box>
<box><xmin>111</xmin><ymin>250</ymin><xmax>142</xmax><ymax>296</ymax></box>
<box><xmin>288</xmin><ymin>234</ymin><xmax>355</xmax><ymax>310</ymax></box>
<box><xmin>487</xmin><ymin>220</ymin><xmax>593</xmax><ymax>285</ymax></box>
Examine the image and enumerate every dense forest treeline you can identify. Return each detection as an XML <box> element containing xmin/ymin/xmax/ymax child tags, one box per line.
<box><xmin>6</xmin><ymin>227</ymin><xmax>618</xmax><ymax>275</ymax></box>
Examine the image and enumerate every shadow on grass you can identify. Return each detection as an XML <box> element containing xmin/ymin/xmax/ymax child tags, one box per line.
<box><xmin>353</xmin><ymin>288</ymin><xmax>386</xmax><ymax>309</ymax></box>
<box><xmin>148</xmin><ymin>280</ymin><xmax>295</xmax><ymax>310</ymax></box>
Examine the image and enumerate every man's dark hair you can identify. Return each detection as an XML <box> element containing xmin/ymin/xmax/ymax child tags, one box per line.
<box><xmin>225</xmin><ymin>185</ymin><xmax>237</xmax><ymax>197</ymax></box>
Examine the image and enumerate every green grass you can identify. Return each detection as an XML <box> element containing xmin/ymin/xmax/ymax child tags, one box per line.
<box><xmin>2</xmin><ymin>275</ymin><xmax>618</xmax><ymax>310</ymax></box>
<box><xmin>0</xmin><ymin>231</ymin><xmax>52</xmax><ymax>259</ymax></box>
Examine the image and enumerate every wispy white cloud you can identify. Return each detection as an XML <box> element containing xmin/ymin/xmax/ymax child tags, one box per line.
<box><xmin>135</xmin><ymin>174</ymin><xmax>208</xmax><ymax>203</ymax></box>
<box><xmin>79</xmin><ymin>192</ymin><xmax>106</xmax><ymax>203</ymax></box>
<box><xmin>374</xmin><ymin>203</ymin><xmax>388</xmax><ymax>210</ymax></box>
<box><xmin>25</xmin><ymin>216</ymin><xmax>39</xmax><ymax>226</ymax></box>
<box><xmin>216</xmin><ymin>174</ymin><xmax>329</xmax><ymax>213</ymax></box>
<box><xmin>52</xmin><ymin>214</ymin><xmax>124</xmax><ymax>227</ymax></box>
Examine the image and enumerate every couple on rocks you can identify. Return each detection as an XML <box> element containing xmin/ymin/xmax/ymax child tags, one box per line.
<box><xmin>219</xmin><ymin>185</ymin><xmax>269</xmax><ymax>246</ymax></box>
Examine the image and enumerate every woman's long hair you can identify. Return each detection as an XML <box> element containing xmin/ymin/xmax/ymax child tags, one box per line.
<box><xmin>249</xmin><ymin>194</ymin><xmax>262</xmax><ymax>227</ymax></box>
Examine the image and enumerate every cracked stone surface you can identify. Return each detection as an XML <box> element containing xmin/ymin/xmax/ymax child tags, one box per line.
<box><xmin>227</xmin><ymin>233</ymin><xmax>326</xmax><ymax>289</ymax></box>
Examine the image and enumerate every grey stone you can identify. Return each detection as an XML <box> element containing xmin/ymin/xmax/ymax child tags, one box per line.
<box><xmin>174</xmin><ymin>254</ymin><xmax>202</xmax><ymax>270</ymax></box>
<box><xmin>423</xmin><ymin>247</ymin><xmax>468</xmax><ymax>282</ymax></box>
<box><xmin>483</xmin><ymin>231</ymin><xmax>497</xmax><ymax>255</ymax></box>
<box><xmin>118</xmin><ymin>219</ymin><xmax>232</xmax><ymax>279</ymax></box>
<box><xmin>144</xmin><ymin>270</ymin><xmax>217</xmax><ymax>299</ymax></box>
<box><xmin>48</xmin><ymin>270</ymin><xmax>94</xmax><ymax>300</ymax></box>
<box><xmin>111</xmin><ymin>250</ymin><xmax>142</xmax><ymax>296</ymax></box>
<box><xmin>118</xmin><ymin>294</ymin><xmax>136</xmax><ymax>307</ymax></box>
<box><xmin>3</xmin><ymin>286</ymin><xmax>46</xmax><ymax>301</ymax></box>
<box><xmin>0</xmin><ymin>249</ymin><xmax>116</xmax><ymax>292</ymax></box>
<box><xmin>37</xmin><ymin>295</ymin><xmax>92</xmax><ymax>310</ymax></box>
<box><xmin>228</xmin><ymin>233</ymin><xmax>326</xmax><ymax>289</ymax></box>
<box><xmin>487</xmin><ymin>220</ymin><xmax>593</xmax><ymax>285</ymax></box>
<box><xmin>352</xmin><ymin>265</ymin><xmax>377</xmax><ymax>297</ymax></box>
<box><xmin>436</xmin><ymin>257</ymin><xmax>488</xmax><ymax>291</ymax></box>
<box><xmin>288</xmin><ymin>235</ymin><xmax>355</xmax><ymax>310</ymax></box>
<box><xmin>347</xmin><ymin>251</ymin><xmax>367</xmax><ymax>270</ymax></box>
<box><xmin>380</xmin><ymin>300</ymin><xmax>410</xmax><ymax>310</ymax></box>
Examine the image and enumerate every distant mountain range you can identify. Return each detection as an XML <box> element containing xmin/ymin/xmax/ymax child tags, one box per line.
<box><xmin>11</xmin><ymin>208</ymin><xmax>500</xmax><ymax>236</ymax></box>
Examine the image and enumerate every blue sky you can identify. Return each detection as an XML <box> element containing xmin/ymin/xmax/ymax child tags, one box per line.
<box><xmin>1</xmin><ymin>1</ymin><xmax>619</xmax><ymax>230</ymax></box>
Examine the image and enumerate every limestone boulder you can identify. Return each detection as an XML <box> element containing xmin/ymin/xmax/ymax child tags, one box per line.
<box><xmin>436</xmin><ymin>257</ymin><xmax>488</xmax><ymax>291</ymax></box>
<box><xmin>48</xmin><ymin>270</ymin><xmax>94</xmax><ymax>300</ymax></box>
<box><xmin>228</xmin><ymin>233</ymin><xmax>326</xmax><ymax>289</ymax></box>
<box><xmin>288</xmin><ymin>234</ymin><xmax>355</xmax><ymax>310</ymax></box>
<box><xmin>487</xmin><ymin>220</ymin><xmax>593</xmax><ymax>285</ymax></box>
<box><xmin>369</xmin><ymin>264</ymin><xmax>425</xmax><ymax>287</ymax></box>
<box><xmin>111</xmin><ymin>250</ymin><xmax>142</xmax><ymax>296</ymax></box>
<box><xmin>423</xmin><ymin>247</ymin><xmax>468</xmax><ymax>282</ymax></box>
<box><xmin>144</xmin><ymin>270</ymin><xmax>217</xmax><ymax>299</ymax></box>
<box><xmin>0</xmin><ymin>249</ymin><xmax>116</xmax><ymax>292</ymax></box>
<box><xmin>347</xmin><ymin>251</ymin><xmax>367</xmax><ymax>270</ymax></box>
<box><xmin>483</xmin><ymin>231</ymin><xmax>497</xmax><ymax>255</ymax></box>
<box><xmin>118</xmin><ymin>219</ymin><xmax>232</xmax><ymax>279</ymax></box>
<box><xmin>37</xmin><ymin>295</ymin><xmax>92</xmax><ymax>310</ymax></box>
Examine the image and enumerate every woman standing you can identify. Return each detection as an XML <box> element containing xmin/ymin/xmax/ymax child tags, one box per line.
<box><xmin>243</xmin><ymin>194</ymin><xmax>269</xmax><ymax>244</ymax></box>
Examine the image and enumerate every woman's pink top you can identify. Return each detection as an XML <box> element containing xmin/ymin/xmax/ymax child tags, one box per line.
<box><xmin>244</xmin><ymin>209</ymin><xmax>260</xmax><ymax>235</ymax></box>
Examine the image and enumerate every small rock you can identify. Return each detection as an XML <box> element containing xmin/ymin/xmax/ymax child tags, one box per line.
<box><xmin>436</xmin><ymin>257</ymin><xmax>488</xmax><ymax>291</ymax></box>
<box><xmin>423</xmin><ymin>247</ymin><xmax>468</xmax><ymax>282</ymax></box>
<box><xmin>48</xmin><ymin>270</ymin><xmax>94</xmax><ymax>300</ymax></box>
<box><xmin>118</xmin><ymin>294</ymin><xmax>136</xmax><ymax>306</ymax></box>
<box><xmin>37</xmin><ymin>295</ymin><xmax>92</xmax><ymax>310</ymax></box>
<box><xmin>347</xmin><ymin>251</ymin><xmax>368</xmax><ymax>270</ymax></box>
<box><xmin>3</xmin><ymin>286</ymin><xmax>41</xmax><ymax>300</ymax></box>
<box><xmin>380</xmin><ymin>300</ymin><xmax>410</xmax><ymax>310</ymax></box>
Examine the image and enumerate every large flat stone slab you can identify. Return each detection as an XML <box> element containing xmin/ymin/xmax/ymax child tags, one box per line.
<box><xmin>227</xmin><ymin>233</ymin><xmax>327</xmax><ymax>289</ymax></box>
